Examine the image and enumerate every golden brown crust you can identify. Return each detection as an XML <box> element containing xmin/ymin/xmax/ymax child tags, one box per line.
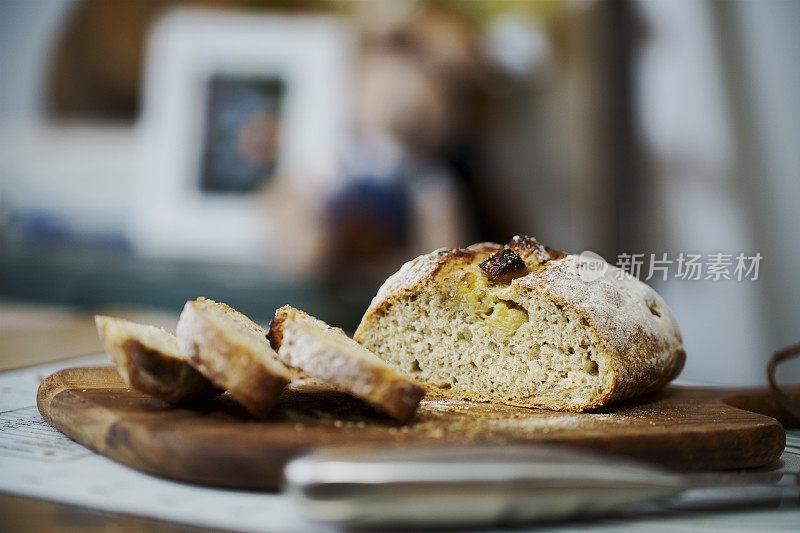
<box><xmin>266</xmin><ymin>312</ymin><xmax>284</xmax><ymax>352</ymax></box>
<box><xmin>361</xmin><ymin>236</ymin><xmax>565</xmax><ymax>317</ymax></box>
<box><xmin>176</xmin><ymin>299</ymin><xmax>291</xmax><ymax>418</ymax></box>
<box><xmin>95</xmin><ymin>315</ymin><xmax>220</xmax><ymax>405</ymax></box>
<box><xmin>355</xmin><ymin>236</ymin><xmax>685</xmax><ymax>412</ymax></box>
<box><xmin>119</xmin><ymin>339</ymin><xmax>221</xmax><ymax>404</ymax></box>
<box><xmin>362</xmin><ymin>243</ymin><xmax>502</xmax><ymax>320</ymax></box>
<box><xmin>271</xmin><ymin>305</ymin><xmax>425</xmax><ymax>421</ymax></box>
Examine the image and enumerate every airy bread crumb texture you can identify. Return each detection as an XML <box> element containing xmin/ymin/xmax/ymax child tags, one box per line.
<box><xmin>270</xmin><ymin>306</ymin><xmax>425</xmax><ymax>421</ymax></box>
<box><xmin>357</xmin><ymin>258</ymin><xmax>609</xmax><ymax>411</ymax></box>
<box><xmin>96</xmin><ymin>315</ymin><xmax>182</xmax><ymax>363</ymax></box>
<box><xmin>355</xmin><ymin>237</ymin><xmax>685</xmax><ymax>413</ymax></box>
<box><xmin>176</xmin><ymin>297</ymin><xmax>292</xmax><ymax>416</ymax></box>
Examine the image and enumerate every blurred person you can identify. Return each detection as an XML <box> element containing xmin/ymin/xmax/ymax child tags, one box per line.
<box><xmin>259</xmin><ymin>3</ymin><xmax>497</xmax><ymax>283</ymax></box>
<box><xmin>33</xmin><ymin>0</ymin><xmax>542</xmax><ymax>288</ymax></box>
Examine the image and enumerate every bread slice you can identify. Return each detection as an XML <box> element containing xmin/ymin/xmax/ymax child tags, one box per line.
<box><xmin>269</xmin><ymin>306</ymin><xmax>425</xmax><ymax>421</ymax></box>
<box><xmin>176</xmin><ymin>297</ymin><xmax>292</xmax><ymax>417</ymax></box>
<box><xmin>354</xmin><ymin>236</ymin><xmax>686</xmax><ymax>412</ymax></box>
<box><xmin>95</xmin><ymin>315</ymin><xmax>220</xmax><ymax>404</ymax></box>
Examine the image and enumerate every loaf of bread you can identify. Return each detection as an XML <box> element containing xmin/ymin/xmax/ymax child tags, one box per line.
<box><xmin>269</xmin><ymin>306</ymin><xmax>425</xmax><ymax>421</ymax></box>
<box><xmin>176</xmin><ymin>297</ymin><xmax>293</xmax><ymax>417</ymax></box>
<box><xmin>95</xmin><ymin>315</ymin><xmax>220</xmax><ymax>404</ymax></box>
<box><xmin>354</xmin><ymin>236</ymin><xmax>686</xmax><ymax>412</ymax></box>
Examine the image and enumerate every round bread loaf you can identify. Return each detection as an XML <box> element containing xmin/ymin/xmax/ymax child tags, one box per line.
<box><xmin>354</xmin><ymin>236</ymin><xmax>685</xmax><ymax>412</ymax></box>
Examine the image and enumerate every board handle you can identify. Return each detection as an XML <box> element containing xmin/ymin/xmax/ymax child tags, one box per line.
<box><xmin>767</xmin><ymin>341</ymin><xmax>800</xmax><ymax>426</ymax></box>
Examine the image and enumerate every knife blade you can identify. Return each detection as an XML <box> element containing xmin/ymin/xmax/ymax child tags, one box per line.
<box><xmin>283</xmin><ymin>444</ymin><xmax>800</xmax><ymax>527</ymax></box>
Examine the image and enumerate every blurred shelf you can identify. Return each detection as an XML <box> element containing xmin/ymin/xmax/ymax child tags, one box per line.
<box><xmin>0</xmin><ymin>244</ymin><xmax>372</xmax><ymax>331</ymax></box>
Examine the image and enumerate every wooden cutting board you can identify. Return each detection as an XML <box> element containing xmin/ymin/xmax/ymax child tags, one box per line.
<box><xmin>38</xmin><ymin>366</ymin><xmax>789</xmax><ymax>491</ymax></box>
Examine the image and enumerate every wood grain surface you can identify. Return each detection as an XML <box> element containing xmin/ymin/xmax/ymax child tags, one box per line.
<box><xmin>37</xmin><ymin>366</ymin><xmax>788</xmax><ymax>491</ymax></box>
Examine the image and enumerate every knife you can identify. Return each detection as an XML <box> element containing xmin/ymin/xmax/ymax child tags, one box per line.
<box><xmin>283</xmin><ymin>443</ymin><xmax>800</xmax><ymax>527</ymax></box>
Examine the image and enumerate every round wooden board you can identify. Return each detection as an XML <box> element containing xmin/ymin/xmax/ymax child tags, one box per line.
<box><xmin>38</xmin><ymin>366</ymin><xmax>786</xmax><ymax>490</ymax></box>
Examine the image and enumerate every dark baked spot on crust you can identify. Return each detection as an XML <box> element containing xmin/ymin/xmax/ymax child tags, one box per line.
<box><xmin>267</xmin><ymin>316</ymin><xmax>283</xmax><ymax>351</ymax></box>
<box><xmin>448</xmin><ymin>246</ymin><xmax>498</xmax><ymax>265</ymax></box>
<box><xmin>123</xmin><ymin>339</ymin><xmax>182</xmax><ymax>379</ymax></box>
<box><xmin>423</xmin><ymin>246</ymin><xmax>501</xmax><ymax>282</ymax></box>
<box><xmin>479</xmin><ymin>248</ymin><xmax>527</xmax><ymax>281</ymax></box>
<box><xmin>268</xmin><ymin>305</ymin><xmax>300</xmax><ymax>351</ymax></box>
<box><xmin>120</xmin><ymin>339</ymin><xmax>220</xmax><ymax>404</ymax></box>
<box><xmin>507</xmin><ymin>235</ymin><xmax>564</xmax><ymax>265</ymax></box>
<box><xmin>451</xmin><ymin>249</ymin><xmax>475</xmax><ymax>260</ymax></box>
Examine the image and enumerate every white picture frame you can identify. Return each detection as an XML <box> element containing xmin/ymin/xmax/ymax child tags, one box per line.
<box><xmin>129</xmin><ymin>9</ymin><xmax>354</xmax><ymax>262</ymax></box>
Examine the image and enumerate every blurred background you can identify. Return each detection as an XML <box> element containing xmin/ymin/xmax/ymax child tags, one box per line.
<box><xmin>0</xmin><ymin>0</ymin><xmax>798</xmax><ymax>384</ymax></box>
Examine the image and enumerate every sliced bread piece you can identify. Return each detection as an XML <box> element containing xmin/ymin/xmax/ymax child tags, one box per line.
<box><xmin>268</xmin><ymin>305</ymin><xmax>425</xmax><ymax>421</ymax></box>
<box><xmin>95</xmin><ymin>315</ymin><xmax>220</xmax><ymax>404</ymax></box>
<box><xmin>354</xmin><ymin>236</ymin><xmax>686</xmax><ymax>412</ymax></box>
<box><xmin>176</xmin><ymin>297</ymin><xmax>292</xmax><ymax>417</ymax></box>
